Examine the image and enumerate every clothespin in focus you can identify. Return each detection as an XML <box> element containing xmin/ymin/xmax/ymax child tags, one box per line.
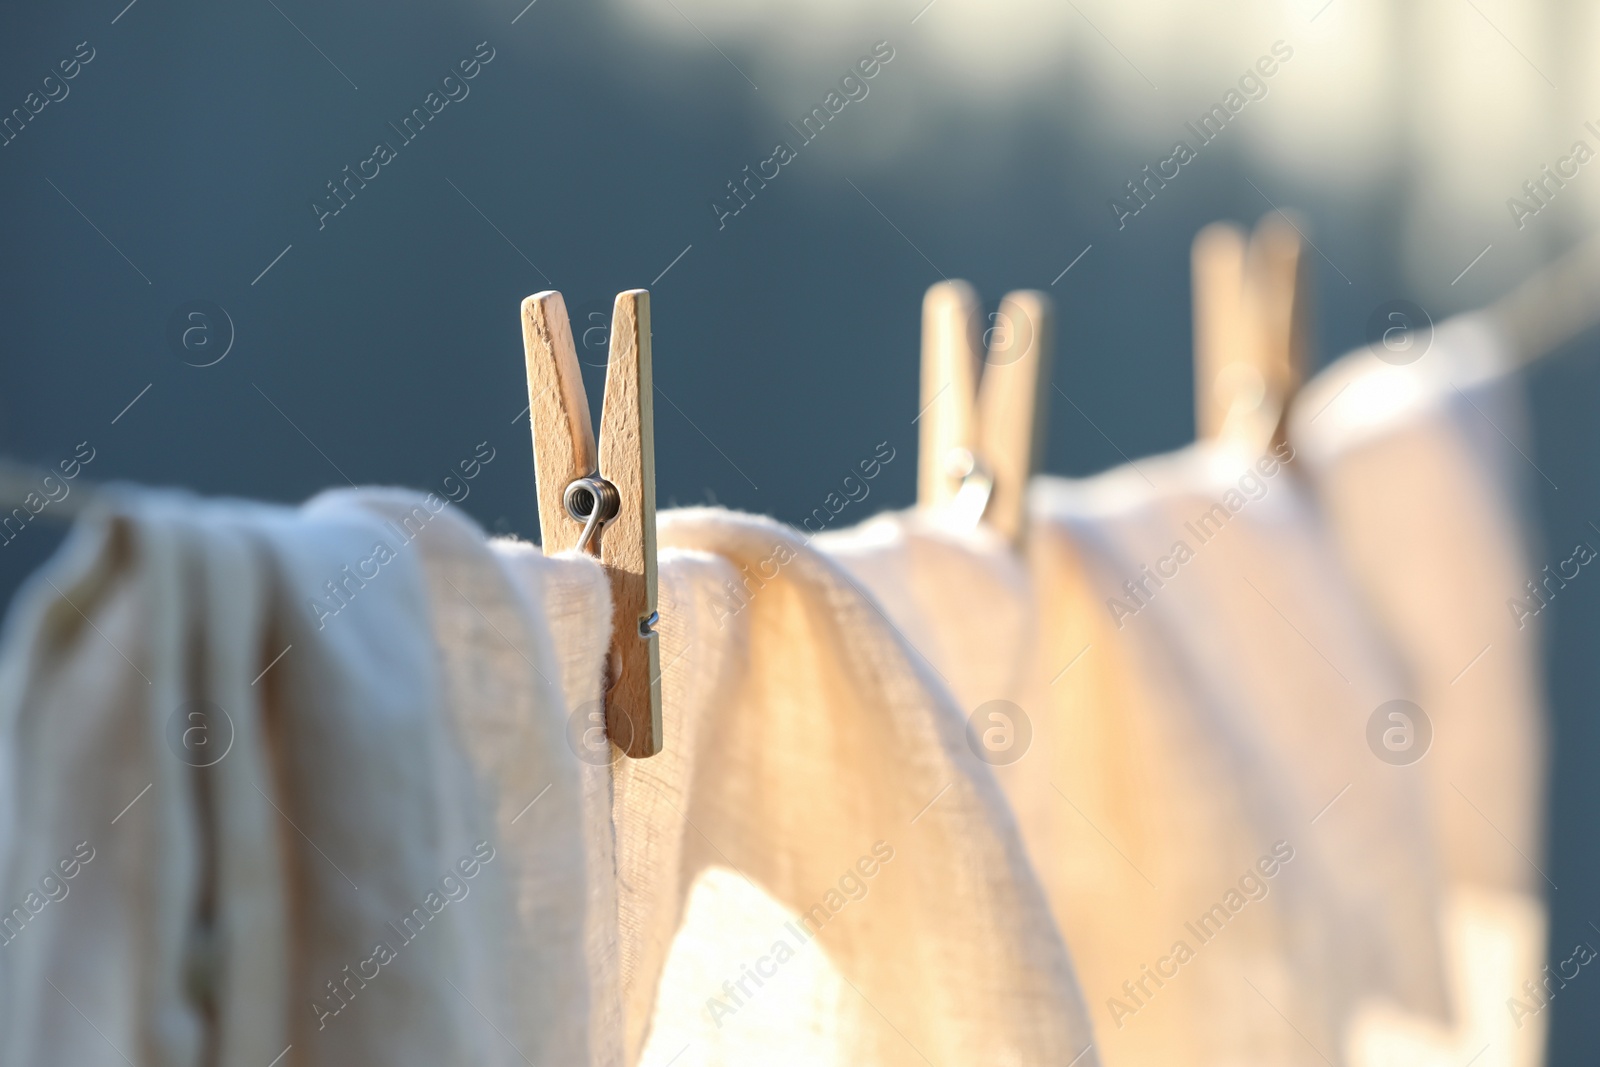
<box><xmin>522</xmin><ymin>289</ymin><xmax>662</xmax><ymax>758</ymax></box>
<box><xmin>1192</xmin><ymin>213</ymin><xmax>1308</xmax><ymax>449</ymax></box>
<box><xmin>916</xmin><ymin>281</ymin><xmax>1054</xmax><ymax>546</ymax></box>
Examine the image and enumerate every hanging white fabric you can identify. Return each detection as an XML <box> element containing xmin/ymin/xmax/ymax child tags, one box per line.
<box><xmin>1291</xmin><ymin>314</ymin><xmax>1551</xmax><ymax>1067</ymax></box>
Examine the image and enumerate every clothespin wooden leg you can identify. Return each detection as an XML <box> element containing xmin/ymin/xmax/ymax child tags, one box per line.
<box><xmin>522</xmin><ymin>288</ymin><xmax>663</xmax><ymax>759</ymax></box>
<box><xmin>1191</xmin><ymin>222</ymin><xmax>1252</xmax><ymax>442</ymax></box>
<box><xmin>1245</xmin><ymin>212</ymin><xmax>1308</xmax><ymax>413</ymax></box>
<box><xmin>523</xmin><ymin>291</ymin><xmax>598</xmax><ymax>553</ymax></box>
<box><xmin>917</xmin><ymin>280</ymin><xmax>983</xmax><ymax>512</ymax></box>
<box><xmin>976</xmin><ymin>290</ymin><xmax>1054</xmax><ymax>547</ymax></box>
<box><xmin>597</xmin><ymin>291</ymin><xmax>662</xmax><ymax>758</ymax></box>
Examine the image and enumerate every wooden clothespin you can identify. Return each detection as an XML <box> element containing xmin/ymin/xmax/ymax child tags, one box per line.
<box><xmin>1192</xmin><ymin>214</ymin><xmax>1307</xmax><ymax>448</ymax></box>
<box><xmin>522</xmin><ymin>289</ymin><xmax>662</xmax><ymax>759</ymax></box>
<box><xmin>916</xmin><ymin>281</ymin><xmax>1054</xmax><ymax>545</ymax></box>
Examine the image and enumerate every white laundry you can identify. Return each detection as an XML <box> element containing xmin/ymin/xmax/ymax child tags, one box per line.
<box><xmin>0</xmin><ymin>487</ymin><xmax>602</xmax><ymax>1067</ymax></box>
<box><xmin>0</xmin><ymin>490</ymin><xmax>1100</xmax><ymax>1067</ymax></box>
<box><xmin>1037</xmin><ymin>442</ymin><xmax>1451</xmax><ymax>1026</ymax></box>
<box><xmin>1291</xmin><ymin>314</ymin><xmax>1551</xmax><ymax>1067</ymax></box>
<box><xmin>610</xmin><ymin>507</ymin><xmax>1100</xmax><ymax>1067</ymax></box>
<box><xmin>823</xmin><ymin>439</ymin><xmax>1450</xmax><ymax>1067</ymax></box>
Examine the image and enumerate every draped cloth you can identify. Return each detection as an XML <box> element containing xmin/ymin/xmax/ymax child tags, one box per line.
<box><xmin>624</xmin><ymin>508</ymin><xmax>1099</xmax><ymax>1066</ymax></box>
<box><xmin>1291</xmin><ymin>314</ymin><xmax>1551</xmax><ymax>1067</ymax></box>
<box><xmin>824</xmin><ymin>440</ymin><xmax>1450</xmax><ymax>1067</ymax></box>
<box><xmin>0</xmin><ymin>491</ymin><xmax>1098</xmax><ymax>1067</ymax></box>
<box><xmin>0</xmin><ymin>487</ymin><xmax>602</xmax><ymax>1067</ymax></box>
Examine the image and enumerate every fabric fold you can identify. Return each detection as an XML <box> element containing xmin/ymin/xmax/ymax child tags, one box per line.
<box><xmin>1035</xmin><ymin>444</ymin><xmax>1450</xmax><ymax>1027</ymax></box>
<box><xmin>822</xmin><ymin>440</ymin><xmax>1451</xmax><ymax>1067</ymax></box>
<box><xmin>0</xmin><ymin>489</ymin><xmax>1100</xmax><ymax>1067</ymax></box>
<box><xmin>617</xmin><ymin>507</ymin><xmax>1099</xmax><ymax>1066</ymax></box>
<box><xmin>1290</xmin><ymin>314</ymin><xmax>1550</xmax><ymax>1067</ymax></box>
<box><xmin>0</xmin><ymin>488</ymin><xmax>605</xmax><ymax>1067</ymax></box>
<box><xmin>0</xmin><ymin>493</ymin><xmax>288</xmax><ymax>1066</ymax></box>
<box><xmin>1290</xmin><ymin>313</ymin><xmax>1546</xmax><ymax>894</ymax></box>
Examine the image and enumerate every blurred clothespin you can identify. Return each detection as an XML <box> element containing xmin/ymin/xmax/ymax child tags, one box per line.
<box><xmin>916</xmin><ymin>281</ymin><xmax>1054</xmax><ymax>546</ymax></box>
<box><xmin>522</xmin><ymin>289</ymin><xmax>662</xmax><ymax>759</ymax></box>
<box><xmin>1192</xmin><ymin>213</ymin><xmax>1308</xmax><ymax>450</ymax></box>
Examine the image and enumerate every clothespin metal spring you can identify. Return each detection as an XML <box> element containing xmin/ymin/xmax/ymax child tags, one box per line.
<box><xmin>564</xmin><ymin>474</ymin><xmax>621</xmax><ymax>553</ymax></box>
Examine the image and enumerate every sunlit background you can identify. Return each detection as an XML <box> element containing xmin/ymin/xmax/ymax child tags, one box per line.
<box><xmin>3</xmin><ymin>0</ymin><xmax>1599</xmax><ymax>1057</ymax></box>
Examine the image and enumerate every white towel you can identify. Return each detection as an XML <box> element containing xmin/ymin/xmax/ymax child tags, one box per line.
<box><xmin>1291</xmin><ymin>314</ymin><xmax>1550</xmax><ymax>1067</ymax></box>
<box><xmin>612</xmin><ymin>507</ymin><xmax>1099</xmax><ymax>1067</ymax></box>
<box><xmin>0</xmin><ymin>491</ymin><xmax>288</xmax><ymax>1067</ymax></box>
<box><xmin>0</xmin><ymin>487</ymin><xmax>604</xmax><ymax>1067</ymax></box>
<box><xmin>1</xmin><ymin>490</ymin><xmax>1099</xmax><ymax>1067</ymax></box>
<box><xmin>1036</xmin><ymin>444</ymin><xmax>1450</xmax><ymax>1022</ymax></box>
<box><xmin>1289</xmin><ymin>313</ymin><xmax>1546</xmax><ymax>894</ymax></box>
<box><xmin>822</xmin><ymin>441</ymin><xmax>1450</xmax><ymax>1066</ymax></box>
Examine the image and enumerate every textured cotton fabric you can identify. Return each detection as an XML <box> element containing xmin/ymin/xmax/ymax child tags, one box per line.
<box><xmin>0</xmin><ymin>492</ymin><xmax>288</xmax><ymax>1067</ymax></box>
<box><xmin>615</xmin><ymin>508</ymin><xmax>1099</xmax><ymax>1067</ymax></box>
<box><xmin>824</xmin><ymin>443</ymin><xmax>1450</xmax><ymax>1067</ymax></box>
<box><xmin>0</xmin><ymin>491</ymin><xmax>1099</xmax><ymax>1067</ymax></box>
<box><xmin>1290</xmin><ymin>315</ymin><xmax>1550</xmax><ymax>1067</ymax></box>
<box><xmin>1036</xmin><ymin>446</ymin><xmax>1450</xmax><ymax>1025</ymax></box>
<box><xmin>825</xmin><ymin>502</ymin><xmax>1332</xmax><ymax>1067</ymax></box>
<box><xmin>0</xmin><ymin>488</ymin><xmax>606</xmax><ymax>1067</ymax></box>
<box><xmin>1289</xmin><ymin>313</ymin><xmax>1546</xmax><ymax>895</ymax></box>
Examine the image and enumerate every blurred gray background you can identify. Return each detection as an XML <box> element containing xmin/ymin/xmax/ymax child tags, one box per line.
<box><xmin>2</xmin><ymin>0</ymin><xmax>1598</xmax><ymax>1057</ymax></box>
